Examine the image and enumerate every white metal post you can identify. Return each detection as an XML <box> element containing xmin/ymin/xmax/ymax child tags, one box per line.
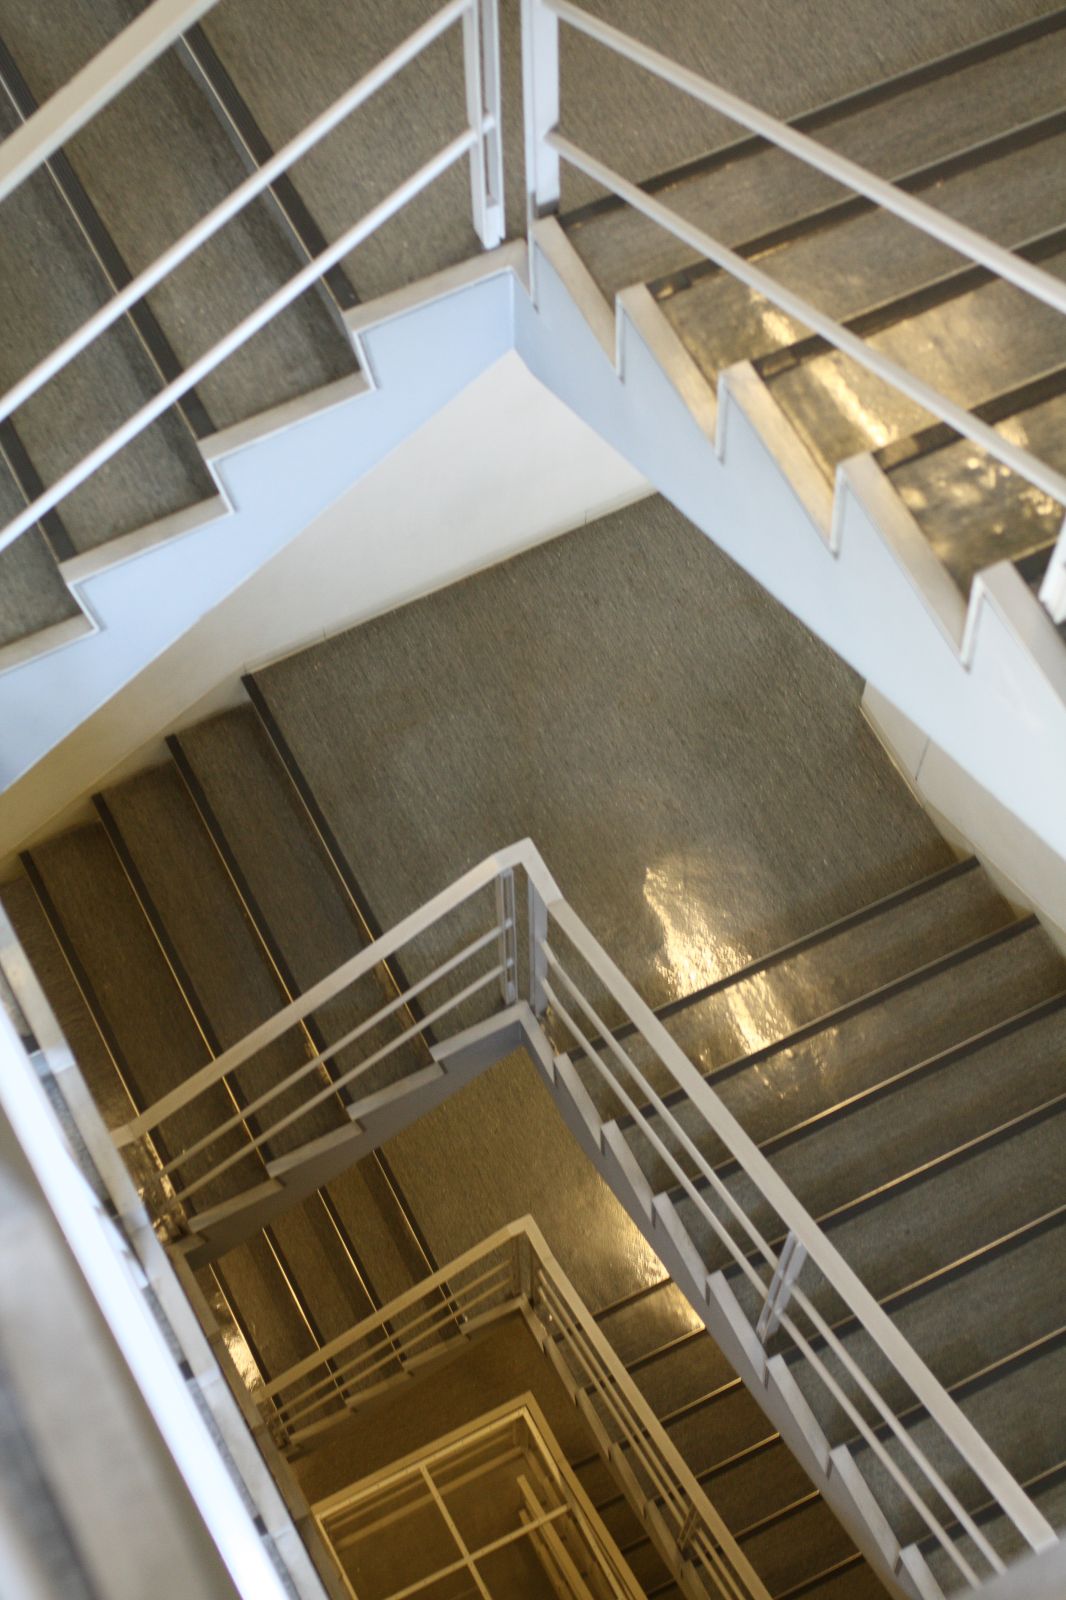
<box><xmin>521</xmin><ymin>0</ymin><xmax>561</xmax><ymax>218</ymax></box>
<box><xmin>496</xmin><ymin>868</ymin><xmax>518</xmax><ymax>1004</ymax></box>
<box><xmin>528</xmin><ymin>878</ymin><xmax>549</xmax><ymax>1016</ymax></box>
<box><xmin>462</xmin><ymin>0</ymin><xmax>505</xmax><ymax>247</ymax></box>
<box><xmin>1038</xmin><ymin>512</ymin><xmax>1066</xmax><ymax>623</ymax></box>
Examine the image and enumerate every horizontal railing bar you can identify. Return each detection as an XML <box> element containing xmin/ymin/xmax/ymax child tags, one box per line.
<box><xmin>0</xmin><ymin>0</ymin><xmax>472</xmax><ymax>434</ymax></box>
<box><xmin>0</xmin><ymin>126</ymin><xmax>477</xmax><ymax>556</ymax></box>
<box><xmin>117</xmin><ymin>841</ymin><xmax>540</xmax><ymax>1143</ymax></box>
<box><xmin>547</xmin><ymin>132</ymin><xmax>1066</xmax><ymax>520</ymax></box>
<box><xmin>545</xmin><ymin>0</ymin><xmax>1066</xmax><ymax>321</ymax></box>
<box><xmin>159</xmin><ymin>923</ymin><xmax>503</xmax><ymax>1173</ymax></box>
<box><xmin>175</xmin><ymin>959</ymin><xmax>504</xmax><ymax>1204</ymax></box>
<box><xmin>0</xmin><ymin>0</ymin><xmax>218</xmax><ymax>207</ymax></box>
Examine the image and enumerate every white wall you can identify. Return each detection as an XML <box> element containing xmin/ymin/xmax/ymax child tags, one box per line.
<box><xmin>0</xmin><ymin>349</ymin><xmax>646</xmax><ymax>865</ymax></box>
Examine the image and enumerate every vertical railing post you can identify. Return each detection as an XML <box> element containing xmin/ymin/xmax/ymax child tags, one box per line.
<box><xmin>1038</xmin><ymin>511</ymin><xmax>1066</xmax><ymax>624</ymax></box>
<box><xmin>521</xmin><ymin>0</ymin><xmax>561</xmax><ymax>219</ymax></box>
<box><xmin>462</xmin><ymin>0</ymin><xmax>505</xmax><ymax>248</ymax></box>
<box><xmin>496</xmin><ymin>867</ymin><xmax>518</xmax><ymax>1004</ymax></box>
<box><xmin>527</xmin><ymin>877</ymin><xmax>549</xmax><ymax>1017</ymax></box>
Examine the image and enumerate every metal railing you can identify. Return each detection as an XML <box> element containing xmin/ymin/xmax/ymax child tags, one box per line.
<box><xmin>262</xmin><ymin>1216</ymin><xmax>769</xmax><ymax>1600</ymax></box>
<box><xmin>311</xmin><ymin>1397</ymin><xmax>647</xmax><ymax>1600</ymax></box>
<box><xmin>519</xmin><ymin>0</ymin><xmax>1066</xmax><ymax>620</ymax></box>
<box><xmin>0</xmin><ymin>0</ymin><xmax>503</xmax><ymax>556</ymax></box>
<box><xmin>116</xmin><ymin>839</ymin><xmax>1057</xmax><ymax>1593</ymax></box>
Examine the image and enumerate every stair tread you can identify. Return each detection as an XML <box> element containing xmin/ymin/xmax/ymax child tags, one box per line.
<box><xmin>888</xmin><ymin>387</ymin><xmax>1066</xmax><ymax>598</ymax></box>
<box><xmin>595</xmin><ymin>1280</ymin><xmax>701</xmax><ymax>1364</ymax></box>
<box><xmin>0</xmin><ymin>92</ymin><xmax>214</xmax><ymax>551</ymax></box>
<box><xmin>719</xmin><ymin>989</ymin><xmax>1066</xmax><ymax>1277</ymax></box>
<box><xmin>3</xmin><ymin>0</ymin><xmax>356</xmax><ymax>435</ymax></box>
<box><xmin>564</xmin><ymin>22</ymin><xmax>1066</xmax><ymax>298</ymax></box>
<box><xmin>788</xmin><ymin>1556</ymin><xmax>890</xmax><ymax>1599</ymax></box>
<box><xmin>742</xmin><ymin>1493</ymin><xmax>856</xmax><ymax>1597</ymax></box>
<box><xmin>199</xmin><ymin>0</ymin><xmax>480</xmax><ymax>302</ymax></box>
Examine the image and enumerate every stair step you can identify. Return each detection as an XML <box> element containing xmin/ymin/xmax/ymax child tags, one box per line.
<box><xmin>0</xmin><ymin>88</ymin><xmax>214</xmax><ymax>556</ymax></box>
<box><xmin>563</xmin><ymin>17</ymin><xmax>1066</xmax><ymax>297</ymax></box>
<box><xmin>783</xmin><ymin>1555</ymin><xmax>888</xmax><ymax>1600</ymax></box>
<box><xmin>764</xmin><ymin>248</ymin><xmax>1066</xmax><ymax>482</ymax></box>
<box><xmin>921</xmin><ymin>1464</ymin><xmax>1066</xmax><ymax>1594</ymax></box>
<box><xmin>582</xmin><ymin>856</ymin><xmax>1011</xmax><ymax>1121</ymax></box>
<box><xmin>850</xmin><ymin>1338</ymin><xmax>1066</xmax><ymax>1556</ymax></box>
<box><xmin>2</xmin><ymin>0</ymin><xmax>356</xmax><ymax>435</ymax></box>
<box><xmin>741</xmin><ymin>1493</ymin><xmax>857</xmax><ymax>1598</ymax></box>
<box><xmin>0</xmin><ymin>460</ymin><xmax>80</xmax><ymax>652</ymax></box>
<box><xmin>886</xmin><ymin>386</ymin><xmax>1066</xmax><ymax>600</ymax></box>
<box><xmin>594</xmin><ymin>1278</ymin><xmax>701</xmax><ymax>1365</ymax></box>
<box><xmin>198</xmin><ymin>0</ymin><xmax>480</xmax><ymax>301</ymax></box>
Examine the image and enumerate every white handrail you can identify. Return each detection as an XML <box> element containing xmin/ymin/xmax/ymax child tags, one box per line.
<box><xmin>0</xmin><ymin>133</ymin><xmax>474</xmax><ymax>557</ymax></box>
<box><xmin>0</xmin><ymin>0</ymin><xmax>218</xmax><ymax>207</ymax></box>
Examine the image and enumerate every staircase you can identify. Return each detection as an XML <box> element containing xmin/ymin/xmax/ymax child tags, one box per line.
<box><xmin>2</xmin><ymin>523</ymin><xmax>1065</xmax><ymax>1592</ymax></box>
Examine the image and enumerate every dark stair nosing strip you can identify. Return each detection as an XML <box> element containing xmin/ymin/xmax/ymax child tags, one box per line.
<box><xmin>632</xmin><ymin>911</ymin><xmax>1035</xmax><ymax>1121</ymax></box>
<box><xmin>175</xmin><ymin>24</ymin><xmax>360</xmax><ymax>325</ymax></box>
<box><xmin>653</xmin><ymin>106</ymin><xmax>1066</xmax><ymax>303</ymax></box>
<box><xmin>0</xmin><ymin>417</ymin><xmax>76</xmax><ymax>563</ymax></box>
<box><xmin>241</xmin><ymin>672</ymin><xmax>441</xmax><ymax>1060</ymax></box>
<box><xmin>0</xmin><ymin>32</ymin><xmax>214</xmax><ymax>441</ymax></box>
<box><xmin>604</xmin><ymin>855</ymin><xmax>977</xmax><ymax>1052</ymax></box>
<box><xmin>166</xmin><ymin>727</ymin><xmax>439</xmax><ymax>1291</ymax></box>
<box><xmin>560</xmin><ymin>5</ymin><xmax>1066</xmax><ymax>228</ymax></box>
<box><xmin>621</xmin><ymin>1324</ymin><xmax>707</xmax><ymax>1376</ymax></box>
<box><xmin>876</xmin><ymin>362</ymin><xmax>1066</xmax><ymax>476</ymax></box>
<box><xmin>755</xmin><ymin>213</ymin><xmax>1066</xmax><ymax>381</ymax></box>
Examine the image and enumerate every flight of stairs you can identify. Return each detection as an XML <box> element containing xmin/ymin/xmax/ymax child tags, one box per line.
<box><xmin>0</xmin><ymin>0</ymin><xmax>485</xmax><ymax>664</ymax></box>
<box><xmin>4</xmin><ymin>637</ymin><xmax>1065</xmax><ymax>1595</ymax></box>
<box><xmin>557</xmin><ymin>5</ymin><xmax>1066</xmax><ymax>636</ymax></box>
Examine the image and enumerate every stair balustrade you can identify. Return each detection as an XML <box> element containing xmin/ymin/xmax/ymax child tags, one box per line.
<box><xmin>113</xmin><ymin>838</ymin><xmax>1059</xmax><ymax>1594</ymax></box>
